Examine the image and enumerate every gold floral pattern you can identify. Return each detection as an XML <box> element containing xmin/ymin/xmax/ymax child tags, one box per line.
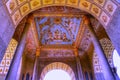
<box><xmin>32</xmin><ymin>1</ymin><xmax>39</xmax><ymax>7</ymax></box>
<box><xmin>107</xmin><ymin>4</ymin><xmax>113</xmax><ymax>12</ymax></box>
<box><xmin>22</xmin><ymin>6</ymin><xmax>28</xmax><ymax>12</ymax></box>
<box><xmin>97</xmin><ymin>0</ymin><xmax>104</xmax><ymax>4</ymax></box>
<box><xmin>82</xmin><ymin>2</ymin><xmax>89</xmax><ymax>8</ymax></box>
<box><xmin>69</xmin><ymin>0</ymin><xmax>76</xmax><ymax>3</ymax></box>
<box><xmin>93</xmin><ymin>7</ymin><xmax>99</xmax><ymax>14</ymax></box>
<box><xmin>9</xmin><ymin>1</ymin><xmax>15</xmax><ymax>11</ymax></box>
<box><xmin>5</xmin><ymin>0</ymin><xmax>118</xmax><ymax>26</ymax></box>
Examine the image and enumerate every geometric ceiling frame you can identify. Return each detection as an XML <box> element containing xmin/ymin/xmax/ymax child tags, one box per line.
<box><xmin>40</xmin><ymin>62</ymin><xmax>76</xmax><ymax>80</ymax></box>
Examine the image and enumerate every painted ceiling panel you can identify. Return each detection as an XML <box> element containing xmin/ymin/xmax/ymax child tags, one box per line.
<box><xmin>36</xmin><ymin>17</ymin><xmax>81</xmax><ymax>45</ymax></box>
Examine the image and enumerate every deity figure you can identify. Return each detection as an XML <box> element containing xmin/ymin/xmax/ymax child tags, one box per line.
<box><xmin>54</xmin><ymin>29</ymin><xmax>61</xmax><ymax>40</ymax></box>
<box><xmin>62</xmin><ymin>32</ymin><xmax>68</xmax><ymax>41</ymax></box>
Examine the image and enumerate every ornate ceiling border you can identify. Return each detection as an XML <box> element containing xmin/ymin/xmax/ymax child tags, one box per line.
<box><xmin>2</xmin><ymin>0</ymin><xmax>119</xmax><ymax>29</ymax></box>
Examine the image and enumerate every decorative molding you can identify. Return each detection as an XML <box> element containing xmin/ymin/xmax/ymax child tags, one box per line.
<box><xmin>3</xmin><ymin>0</ymin><xmax>119</xmax><ymax>27</ymax></box>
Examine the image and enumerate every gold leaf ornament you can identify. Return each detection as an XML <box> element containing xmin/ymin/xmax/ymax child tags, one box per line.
<box><xmin>9</xmin><ymin>1</ymin><xmax>15</xmax><ymax>11</ymax></box>
<box><xmin>32</xmin><ymin>1</ymin><xmax>39</xmax><ymax>6</ymax></box>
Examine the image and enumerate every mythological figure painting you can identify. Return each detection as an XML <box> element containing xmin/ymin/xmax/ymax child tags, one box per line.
<box><xmin>36</xmin><ymin>17</ymin><xmax>81</xmax><ymax>45</ymax></box>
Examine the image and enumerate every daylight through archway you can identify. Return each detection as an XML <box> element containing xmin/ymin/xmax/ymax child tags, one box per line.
<box><xmin>40</xmin><ymin>62</ymin><xmax>76</xmax><ymax>80</ymax></box>
<box><xmin>44</xmin><ymin>69</ymin><xmax>71</xmax><ymax>80</ymax></box>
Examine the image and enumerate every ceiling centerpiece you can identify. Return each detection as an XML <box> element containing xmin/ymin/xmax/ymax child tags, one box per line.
<box><xmin>36</xmin><ymin>16</ymin><xmax>81</xmax><ymax>45</ymax></box>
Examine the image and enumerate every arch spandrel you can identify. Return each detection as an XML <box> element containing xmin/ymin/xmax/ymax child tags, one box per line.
<box><xmin>3</xmin><ymin>0</ymin><xmax>118</xmax><ymax>28</ymax></box>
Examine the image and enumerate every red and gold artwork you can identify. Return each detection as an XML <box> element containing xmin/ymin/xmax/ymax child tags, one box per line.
<box><xmin>32</xmin><ymin>1</ymin><xmax>39</xmax><ymax>7</ymax></box>
<box><xmin>107</xmin><ymin>4</ymin><xmax>113</xmax><ymax>12</ymax></box>
<box><xmin>57</xmin><ymin>0</ymin><xmax>63</xmax><ymax>3</ymax></box>
<box><xmin>69</xmin><ymin>0</ymin><xmax>76</xmax><ymax>3</ymax></box>
<box><xmin>44</xmin><ymin>0</ymin><xmax>51</xmax><ymax>3</ymax></box>
<box><xmin>19</xmin><ymin>0</ymin><xmax>24</xmax><ymax>2</ymax></box>
<box><xmin>102</xmin><ymin>15</ymin><xmax>107</xmax><ymax>22</ymax></box>
<box><xmin>93</xmin><ymin>7</ymin><xmax>99</xmax><ymax>14</ymax></box>
<box><xmin>82</xmin><ymin>2</ymin><xmax>88</xmax><ymax>8</ymax></box>
<box><xmin>97</xmin><ymin>0</ymin><xmax>104</xmax><ymax>4</ymax></box>
<box><xmin>22</xmin><ymin>6</ymin><xmax>28</xmax><ymax>13</ymax></box>
<box><xmin>14</xmin><ymin>13</ymin><xmax>19</xmax><ymax>21</ymax></box>
<box><xmin>9</xmin><ymin>1</ymin><xmax>15</xmax><ymax>11</ymax></box>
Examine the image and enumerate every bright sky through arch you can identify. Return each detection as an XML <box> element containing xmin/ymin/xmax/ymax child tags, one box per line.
<box><xmin>44</xmin><ymin>69</ymin><xmax>71</xmax><ymax>80</ymax></box>
<box><xmin>113</xmin><ymin>50</ymin><xmax>120</xmax><ymax>78</ymax></box>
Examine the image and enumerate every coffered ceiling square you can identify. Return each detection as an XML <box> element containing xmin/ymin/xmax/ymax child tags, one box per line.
<box><xmin>79</xmin><ymin>0</ymin><xmax>91</xmax><ymax>10</ymax></box>
<box><xmin>94</xmin><ymin>0</ymin><xmax>106</xmax><ymax>7</ymax></box>
<box><xmin>0</xmin><ymin>60</ymin><xmax>5</xmax><ymax>66</ymax></box>
<box><xmin>30</xmin><ymin>0</ymin><xmax>41</xmax><ymax>9</ymax></box>
<box><xmin>0</xmin><ymin>67</ymin><xmax>4</xmax><ymax>74</ymax></box>
<box><xmin>67</xmin><ymin>0</ymin><xmax>79</xmax><ymax>6</ymax></box>
<box><xmin>100</xmin><ymin>11</ymin><xmax>110</xmax><ymax>27</ymax></box>
<box><xmin>94</xmin><ymin>66</ymin><xmax>101</xmax><ymax>73</ymax></box>
<box><xmin>42</xmin><ymin>0</ymin><xmax>54</xmax><ymax>5</ymax></box>
<box><xmin>5</xmin><ymin>60</ymin><xmax>11</xmax><ymax>67</ymax></box>
<box><xmin>20</xmin><ymin>3</ymin><xmax>30</xmax><ymax>15</ymax></box>
<box><xmin>93</xmin><ymin>59</ymin><xmax>99</xmax><ymax>65</ymax></box>
<box><xmin>5</xmin><ymin>53</ymin><xmax>10</xmax><ymax>59</ymax></box>
<box><xmin>17</xmin><ymin>0</ymin><xmax>27</xmax><ymax>5</ymax></box>
<box><xmin>104</xmin><ymin>0</ymin><xmax>117</xmax><ymax>16</ymax></box>
<box><xmin>91</xmin><ymin>4</ymin><xmax>101</xmax><ymax>17</ymax></box>
<box><xmin>6</xmin><ymin>0</ymin><xmax>17</xmax><ymax>14</ymax></box>
<box><xmin>12</xmin><ymin>10</ymin><xmax>21</xmax><ymax>25</ymax></box>
<box><xmin>4</xmin><ymin>67</ymin><xmax>9</xmax><ymax>74</ymax></box>
<box><xmin>55</xmin><ymin>0</ymin><xmax>66</xmax><ymax>4</ymax></box>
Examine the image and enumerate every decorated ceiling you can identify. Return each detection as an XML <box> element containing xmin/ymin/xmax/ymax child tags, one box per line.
<box><xmin>3</xmin><ymin>0</ymin><xmax>120</xmax><ymax>28</ymax></box>
<box><xmin>36</xmin><ymin>17</ymin><xmax>81</xmax><ymax>45</ymax></box>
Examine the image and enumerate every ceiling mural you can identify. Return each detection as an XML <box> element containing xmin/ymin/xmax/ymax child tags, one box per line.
<box><xmin>36</xmin><ymin>17</ymin><xmax>81</xmax><ymax>45</ymax></box>
<box><xmin>3</xmin><ymin>0</ymin><xmax>119</xmax><ymax>28</ymax></box>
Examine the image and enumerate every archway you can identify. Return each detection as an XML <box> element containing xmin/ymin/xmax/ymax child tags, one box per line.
<box><xmin>1</xmin><ymin>0</ymin><xmax>120</xmax><ymax>59</ymax></box>
<box><xmin>43</xmin><ymin>69</ymin><xmax>71</xmax><ymax>80</ymax></box>
<box><xmin>40</xmin><ymin>62</ymin><xmax>76</xmax><ymax>80</ymax></box>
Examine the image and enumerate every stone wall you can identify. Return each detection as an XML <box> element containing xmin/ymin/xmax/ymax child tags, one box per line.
<box><xmin>106</xmin><ymin>7</ymin><xmax>120</xmax><ymax>56</ymax></box>
<box><xmin>0</xmin><ymin>1</ymin><xmax>15</xmax><ymax>62</ymax></box>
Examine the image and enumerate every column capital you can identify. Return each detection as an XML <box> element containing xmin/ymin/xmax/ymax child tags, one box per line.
<box><xmin>74</xmin><ymin>48</ymin><xmax>78</xmax><ymax>56</ymax></box>
<box><xmin>83</xmin><ymin>16</ymin><xmax>90</xmax><ymax>25</ymax></box>
<box><xmin>36</xmin><ymin>48</ymin><xmax>40</xmax><ymax>57</ymax></box>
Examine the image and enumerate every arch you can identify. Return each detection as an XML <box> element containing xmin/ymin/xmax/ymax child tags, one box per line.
<box><xmin>40</xmin><ymin>62</ymin><xmax>76</xmax><ymax>80</ymax></box>
<box><xmin>4</xmin><ymin>0</ymin><xmax>118</xmax><ymax>28</ymax></box>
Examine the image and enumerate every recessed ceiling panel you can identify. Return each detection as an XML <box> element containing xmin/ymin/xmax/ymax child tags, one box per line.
<box><xmin>36</xmin><ymin>17</ymin><xmax>81</xmax><ymax>45</ymax></box>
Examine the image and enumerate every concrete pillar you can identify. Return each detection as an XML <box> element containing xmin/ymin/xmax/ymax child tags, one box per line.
<box><xmin>32</xmin><ymin>48</ymin><xmax>40</xmax><ymax>80</ymax></box>
<box><xmin>74</xmin><ymin>49</ymin><xmax>84</xmax><ymax>80</ymax></box>
<box><xmin>83</xmin><ymin>16</ymin><xmax>115</xmax><ymax>80</ymax></box>
<box><xmin>5</xmin><ymin>22</ymin><xmax>30</xmax><ymax>80</ymax></box>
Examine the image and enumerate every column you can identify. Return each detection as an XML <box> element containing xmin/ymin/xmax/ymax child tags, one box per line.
<box><xmin>74</xmin><ymin>49</ymin><xmax>84</xmax><ymax>80</ymax></box>
<box><xmin>32</xmin><ymin>48</ymin><xmax>40</xmax><ymax>80</ymax></box>
<box><xmin>83</xmin><ymin>16</ymin><xmax>115</xmax><ymax>80</ymax></box>
<box><xmin>5</xmin><ymin>22</ymin><xmax>30</xmax><ymax>80</ymax></box>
